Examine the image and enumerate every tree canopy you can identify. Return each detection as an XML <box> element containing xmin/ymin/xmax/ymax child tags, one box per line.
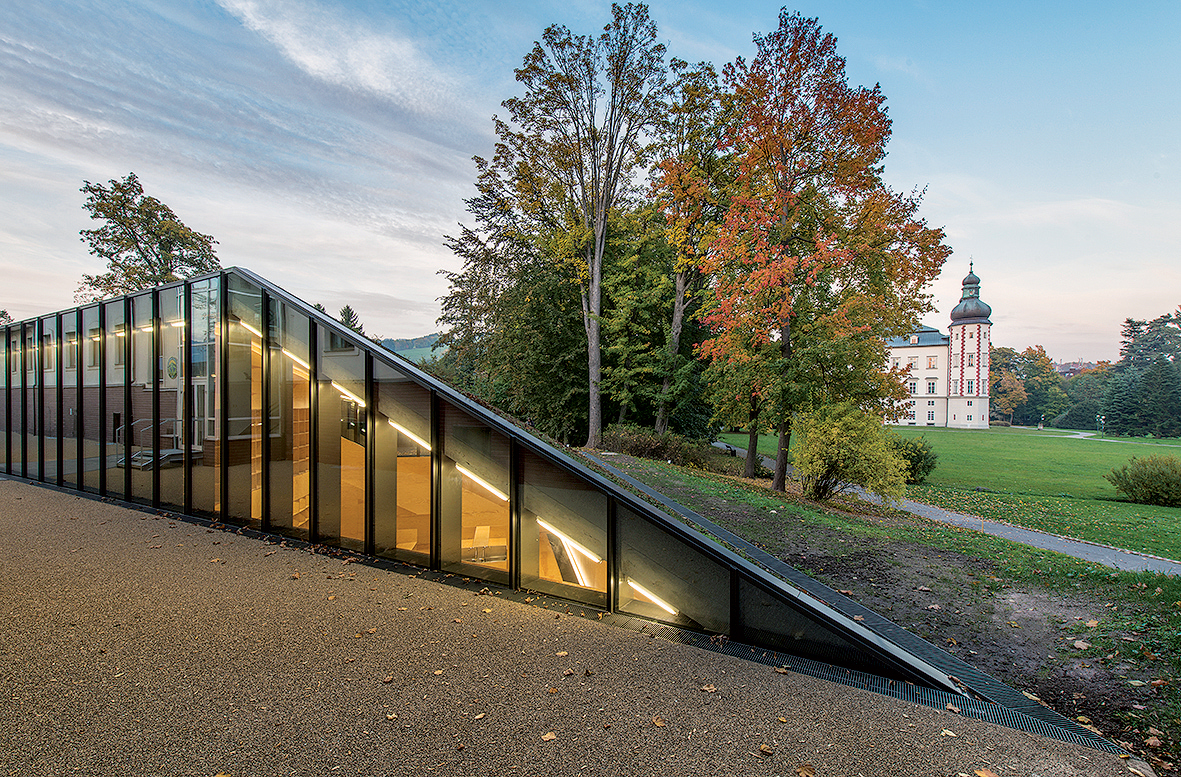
<box><xmin>76</xmin><ymin>172</ymin><xmax>220</xmax><ymax>301</ymax></box>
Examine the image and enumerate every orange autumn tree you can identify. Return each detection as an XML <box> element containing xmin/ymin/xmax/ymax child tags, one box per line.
<box><xmin>698</xmin><ymin>11</ymin><xmax>949</xmax><ymax>491</ymax></box>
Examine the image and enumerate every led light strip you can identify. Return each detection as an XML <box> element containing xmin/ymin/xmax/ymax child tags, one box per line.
<box><xmin>389</xmin><ymin>420</ymin><xmax>431</xmax><ymax>450</ymax></box>
<box><xmin>282</xmin><ymin>349</ymin><xmax>310</xmax><ymax>370</ymax></box>
<box><xmin>238</xmin><ymin>320</ymin><xmax>263</xmax><ymax>339</ymax></box>
<box><xmin>332</xmin><ymin>381</ymin><xmax>365</xmax><ymax>407</ymax></box>
<box><xmin>626</xmin><ymin>578</ymin><xmax>678</xmax><ymax>616</ymax></box>
<box><xmin>456</xmin><ymin>464</ymin><xmax>507</xmax><ymax>501</ymax></box>
<box><xmin>536</xmin><ymin>519</ymin><xmax>602</xmax><ymax>564</ymax></box>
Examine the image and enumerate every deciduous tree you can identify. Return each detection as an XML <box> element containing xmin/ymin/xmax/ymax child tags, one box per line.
<box><xmin>698</xmin><ymin>11</ymin><xmax>947</xmax><ymax>491</ymax></box>
<box><xmin>76</xmin><ymin>172</ymin><xmax>219</xmax><ymax>301</ymax></box>
<box><xmin>477</xmin><ymin>3</ymin><xmax>670</xmax><ymax>448</ymax></box>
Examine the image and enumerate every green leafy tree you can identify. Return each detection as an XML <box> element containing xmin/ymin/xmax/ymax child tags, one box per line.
<box><xmin>76</xmin><ymin>172</ymin><xmax>220</xmax><ymax>301</ymax></box>
<box><xmin>793</xmin><ymin>403</ymin><xmax>906</xmax><ymax>503</ymax></box>
<box><xmin>476</xmin><ymin>3</ymin><xmax>671</xmax><ymax>448</ymax></box>
<box><xmin>1119</xmin><ymin>311</ymin><xmax>1181</xmax><ymax>370</ymax></box>
<box><xmin>0</xmin><ymin>309</ymin><xmax>11</xmax><ymax>326</ymax></box>
<box><xmin>1137</xmin><ymin>356</ymin><xmax>1181</xmax><ymax>437</ymax></box>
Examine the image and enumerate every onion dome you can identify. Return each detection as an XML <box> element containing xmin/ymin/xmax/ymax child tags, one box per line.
<box><xmin>949</xmin><ymin>262</ymin><xmax>992</xmax><ymax>325</ymax></box>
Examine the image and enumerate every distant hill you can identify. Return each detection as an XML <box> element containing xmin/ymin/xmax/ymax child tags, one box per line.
<box><xmin>381</xmin><ymin>333</ymin><xmax>446</xmax><ymax>362</ymax></box>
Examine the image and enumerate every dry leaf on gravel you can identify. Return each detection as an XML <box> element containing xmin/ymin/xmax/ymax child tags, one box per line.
<box><xmin>547</xmin><ymin>687</ymin><xmax>558</xmax><ymax>694</ymax></box>
<box><xmin>381</xmin><ymin>675</ymin><xmax>393</xmax><ymax>684</ymax></box>
<box><xmin>946</xmin><ymin>704</ymin><xmax>960</xmax><ymax>714</ymax></box>
<box><xmin>482</xmin><ymin>608</ymin><xmax>493</xmax><ymax>613</ymax></box>
<box><xmin>1073</xmin><ymin>640</ymin><xmax>1091</xmax><ymax>650</ymax></box>
<box><xmin>541</xmin><ymin>731</ymin><xmax>556</xmax><ymax>741</ymax></box>
<box><xmin>474</xmin><ymin>713</ymin><xmax>485</xmax><ymax>720</ymax></box>
<box><xmin>778</xmin><ymin>716</ymin><xmax>787</xmax><ymax>723</ymax></box>
<box><xmin>759</xmin><ymin>744</ymin><xmax>773</xmax><ymax>755</ymax></box>
<box><xmin>433</xmin><ymin>670</ymin><xmax>444</xmax><ymax>675</ymax></box>
<box><xmin>941</xmin><ymin>729</ymin><xmax>957</xmax><ymax>737</ymax></box>
<box><xmin>1147</xmin><ymin>736</ymin><xmax>1163</xmax><ymax>748</ymax></box>
<box><xmin>774</xmin><ymin>667</ymin><xmax>788</xmax><ymax>674</ymax></box>
<box><xmin>555</xmin><ymin>651</ymin><xmax>568</xmax><ymax>656</ymax></box>
<box><xmin>853</xmin><ymin>615</ymin><xmax>865</xmax><ymax>621</ymax></box>
<box><xmin>652</xmin><ymin>715</ymin><xmax>666</xmax><ymax>727</ymax></box>
<box><xmin>1086</xmin><ymin>619</ymin><xmax>1099</xmax><ymax>627</ymax></box>
<box><xmin>795</xmin><ymin>765</ymin><xmax>817</xmax><ymax>777</ymax></box>
<box><xmin>974</xmin><ymin>770</ymin><xmax>1000</xmax><ymax>777</ymax></box>
<box><xmin>701</xmin><ymin>684</ymin><xmax>716</xmax><ymax>693</ymax></box>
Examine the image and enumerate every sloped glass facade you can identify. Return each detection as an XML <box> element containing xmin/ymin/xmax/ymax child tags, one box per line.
<box><xmin>2</xmin><ymin>268</ymin><xmax>962</xmax><ymax>692</ymax></box>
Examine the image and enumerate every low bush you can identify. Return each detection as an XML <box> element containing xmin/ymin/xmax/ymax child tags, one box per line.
<box><xmin>888</xmin><ymin>434</ymin><xmax>938</xmax><ymax>484</ymax></box>
<box><xmin>1105</xmin><ymin>455</ymin><xmax>1181</xmax><ymax>507</ymax></box>
<box><xmin>601</xmin><ymin>423</ymin><xmax>771</xmax><ymax>478</ymax></box>
<box><xmin>794</xmin><ymin>404</ymin><xmax>907</xmax><ymax>503</ymax></box>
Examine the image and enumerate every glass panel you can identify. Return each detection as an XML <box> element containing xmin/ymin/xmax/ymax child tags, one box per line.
<box><xmin>226</xmin><ymin>275</ymin><xmax>263</xmax><ymax>527</ymax></box>
<box><xmin>190</xmin><ymin>278</ymin><xmax>220</xmax><ymax>517</ymax></box>
<box><xmin>316</xmin><ymin>323</ymin><xmax>366</xmax><ymax>550</ymax></box>
<box><xmin>11</xmin><ymin>327</ymin><xmax>24</xmax><ymax>477</ymax></box>
<box><xmin>738</xmin><ymin>577</ymin><xmax>876</xmax><ymax>672</ymax></box>
<box><xmin>103</xmin><ymin>300</ymin><xmax>126</xmax><ymax>496</ymax></box>
<box><xmin>0</xmin><ymin>328</ymin><xmax>7</xmax><ymax>473</ymax></box>
<box><xmin>519</xmin><ymin>448</ymin><xmax>607</xmax><ymax>606</ymax></box>
<box><xmin>81</xmin><ymin>306</ymin><xmax>102</xmax><ymax>492</ymax></box>
<box><xmin>268</xmin><ymin>299</ymin><xmax>312</xmax><ymax>540</ymax></box>
<box><xmin>40</xmin><ymin>316</ymin><xmax>58</xmax><ymax>483</ymax></box>
<box><xmin>440</xmin><ymin>402</ymin><xmax>509</xmax><ymax>582</ymax></box>
<box><xmin>24</xmin><ymin>323</ymin><xmax>39</xmax><ymax>480</ymax></box>
<box><xmin>128</xmin><ymin>294</ymin><xmax>155</xmax><ymax>503</ymax></box>
<box><xmin>62</xmin><ymin>314</ymin><xmax>79</xmax><ymax>487</ymax></box>
<box><xmin>158</xmin><ymin>287</ymin><xmax>186</xmax><ymax>509</ymax></box>
<box><xmin>372</xmin><ymin>361</ymin><xmax>431</xmax><ymax>562</ymax></box>
<box><xmin>616</xmin><ymin>504</ymin><xmax>730</xmax><ymax>632</ymax></box>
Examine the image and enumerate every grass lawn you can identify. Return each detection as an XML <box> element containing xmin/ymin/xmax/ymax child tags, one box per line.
<box><xmin>718</xmin><ymin>426</ymin><xmax>1181</xmax><ymax>560</ymax></box>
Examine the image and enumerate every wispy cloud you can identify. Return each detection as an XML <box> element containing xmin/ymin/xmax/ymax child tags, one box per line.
<box><xmin>217</xmin><ymin>0</ymin><xmax>462</xmax><ymax>120</ymax></box>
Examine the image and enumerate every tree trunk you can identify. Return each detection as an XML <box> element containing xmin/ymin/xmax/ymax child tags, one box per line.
<box><xmin>654</xmin><ymin>270</ymin><xmax>689</xmax><ymax>435</ymax></box>
<box><xmin>772</xmin><ymin>417</ymin><xmax>792</xmax><ymax>492</ymax></box>
<box><xmin>772</xmin><ymin>319</ymin><xmax>793</xmax><ymax>491</ymax></box>
<box><xmin>585</xmin><ymin>219</ymin><xmax>606</xmax><ymax>448</ymax></box>
<box><xmin>744</xmin><ymin>393</ymin><xmax>761</xmax><ymax>479</ymax></box>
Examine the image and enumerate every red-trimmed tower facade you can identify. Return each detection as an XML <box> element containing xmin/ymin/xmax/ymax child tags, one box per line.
<box><xmin>946</xmin><ymin>264</ymin><xmax>991</xmax><ymax>428</ymax></box>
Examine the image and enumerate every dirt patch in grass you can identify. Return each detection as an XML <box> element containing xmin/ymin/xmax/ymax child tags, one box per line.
<box><xmin>601</xmin><ymin>454</ymin><xmax>1180</xmax><ymax>772</ymax></box>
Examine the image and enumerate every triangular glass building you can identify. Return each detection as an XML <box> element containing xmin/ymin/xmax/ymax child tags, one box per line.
<box><xmin>0</xmin><ymin>268</ymin><xmax>1121</xmax><ymax>754</ymax></box>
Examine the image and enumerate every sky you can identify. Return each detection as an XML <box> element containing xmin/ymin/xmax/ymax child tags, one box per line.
<box><xmin>1</xmin><ymin>1</ymin><xmax>1177</xmax><ymax>362</ymax></box>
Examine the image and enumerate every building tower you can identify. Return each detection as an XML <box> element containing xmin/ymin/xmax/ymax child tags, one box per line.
<box><xmin>946</xmin><ymin>263</ymin><xmax>991</xmax><ymax>428</ymax></box>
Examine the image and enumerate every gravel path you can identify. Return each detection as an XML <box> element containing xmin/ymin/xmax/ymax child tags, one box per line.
<box><xmin>0</xmin><ymin>479</ymin><xmax>1152</xmax><ymax>777</ymax></box>
<box><xmin>717</xmin><ymin>442</ymin><xmax>1181</xmax><ymax>575</ymax></box>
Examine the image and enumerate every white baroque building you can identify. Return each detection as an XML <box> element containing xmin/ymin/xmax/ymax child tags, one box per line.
<box><xmin>886</xmin><ymin>265</ymin><xmax>991</xmax><ymax>429</ymax></box>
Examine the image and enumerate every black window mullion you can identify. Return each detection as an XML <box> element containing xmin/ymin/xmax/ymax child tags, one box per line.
<box><xmin>123</xmin><ymin>296</ymin><xmax>132</xmax><ymax>498</ymax></box>
<box><xmin>260</xmin><ymin>291</ymin><xmax>271</xmax><ymax>530</ymax></box>
<box><xmin>183</xmin><ymin>283</ymin><xmax>193</xmax><ymax>514</ymax></box>
<box><xmin>96</xmin><ymin>305</ymin><xmax>106</xmax><ymax>494</ymax></box>
<box><xmin>218</xmin><ymin>272</ymin><xmax>229</xmax><ymax>522</ymax></box>
<box><xmin>151</xmin><ymin>290</ymin><xmax>161</xmax><ymax>507</ymax></box>
<box><xmin>308</xmin><ymin>320</ymin><xmax>319</xmax><ymax>541</ymax></box>
<box><xmin>429</xmin><ymin>389</ymin><xmax>441</xmax><ymax>570</ymax></box>
<box><xmin>74</xmin><ymin>310</ymin><xmax>83</xmax><ymax>490</ymax></box>
<box><xmin>3</xmin><ymin>326</ymin><xmax>10</xmax><ymax>475</ymax></box>
<box><xmin>55</xmin><ymin>313</ymin><xmax>64</xmax><ymax>487</ymax></box>
<box><xmin>364</xmin><ymin>351</ymin><xmax>375</xmax><ymax>555</ymax></box>
<box><xmin>606</xmin><ymin>496</ymin><xmax>617</xmax><ymax>613</ymax></box>
<box><xmin>36</xmin><ymin>317</ymin><xmax>45</xmax><ymax>481</ymax></box>
<box><xmin>508</xmin><ymin>437</ymin><xmax>520</xmax><ymax>590</ymax></box>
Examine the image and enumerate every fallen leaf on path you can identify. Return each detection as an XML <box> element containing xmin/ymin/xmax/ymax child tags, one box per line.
<box><xmin>1086</xmin><ymin>619</ymin><xmax>1098</xmax><ymax>627</ymax></box>
<box><xmin>778</xmin><ymin>716</ymin><xmax>787</xmax><ymax>723</ymax></box>
<box><xmin>547</xmin><ymin>687</ymin><xmax>557</xmax><ymax>694</ymax></box>
<box><xmin>759</xmin><ymin>744</ymin><xmax>773</xmax><ymax>755</ymax></box>
<box><xmin>381</xmin><ymin>675</ymin><xmax>393</xmax><ymax>684</ymax></box>
<box><xmin>946</xmin><ymin>704</ymin><xmax>960</xmax><ymax>714</ymax></box>
<box><xmin>853</xmin><ymin>615</ymin><xmax>865</xmax><ymax>621</ymax></box>
<box><xmin>433</xmin><ymin>670</ymin><xmax>444</xmax><ymax>675</ymax></box>
<box><xmin>974</xmin><ymin>770</ymin><xmax>1000</xmax><ymax>777</ymax></box>
<box><xmin>652</xmin><ymin>715</ymin><xmax>666</xmax><ymax>727</ymax></box>
<box><xmin>541</xmin><ymin>731</ymin><xmax>556</xmax><ymax>741</ymax></box>
<box><xmin>1147</xmin><ymin>736</ymin><xmax>1163</xmax><ymax>747</ymax></box>
<box><xmin>774</xmin><ymin>667</ymin><xmax>788</xmax><ymax>674</ymax></box>
<box><xmin>700</xmin><ymin>684</ymin><xmax>716</xmax><ymax>693</ymax></box>
<box><xmin>1128</xmin><ymin>680</ymin><xmax>1147</xmax><ymax>687</ymax></box>
<box><xmin>1073</xmin><ymin>640</ymin><xmax>1090</xmax><ymax>650</ymax></box>
<box><xmin>941</xmin><ymin>729</ymin><xmax>956</xmax><ymax>737</ymax></box>
<box><xmin>795</xmin><ymin>765</ymin><xmax>817</xmax><ymax>777</ymax></box>
<box><xmin>555</xmin><ymin>651</ymin><xmax>568</xmax><ymax>656</ymax></box>
<box><xmin>482</xmin><ymin>608</ymin><xmax>493</xmax><ymax>613</ymax></box>
<box><xmin>474</xmin><ymin>713</ymin><xmax>485</xmax><ymax>720</ymax></box>
<box><xmin>916</xmin><ymin>586</ymin><xmax>931</xmax><ymax>591</ymax></box>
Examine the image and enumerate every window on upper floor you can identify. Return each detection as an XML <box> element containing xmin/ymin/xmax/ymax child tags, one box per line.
<box><xmin>967</xmin><ymin>380</ymin><xmax>975</xmax><ymax>394</ymax></box>
<box><xmin>907</xmin><ymin>356</ymin><xmax>918</xmax><ymax>369</ymax></box>
<box><xmin>908</xmin><ymin>381</ymin><xmax>917</xmax><ymax>395</ymax></box>
<box><xmin>967</xmin><ymin>354</ymin><xmax>974</xmax><ymax>367</ymax></box>
<box><xmin>927</xmin><ymin>355</ymin><xmax>938</xmax><ymax>370</ymax></box>
<box><xmin>926</xmin><ymin>380</ymin><xmax>936</xmax><ymax>394</ymax></box>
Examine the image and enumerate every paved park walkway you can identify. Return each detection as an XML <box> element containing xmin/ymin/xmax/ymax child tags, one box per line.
<box><xmin>717</xmin><ymin>443</ymin><xmax>1181</xmax><ymax>576</ymax></box>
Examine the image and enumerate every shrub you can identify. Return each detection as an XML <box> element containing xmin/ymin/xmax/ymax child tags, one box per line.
<box><xmin>1105</xmin><ymin>455</ymin><xmax>1181</xmax><ymax>507</ymax></box>
<box><xmin>600</xmin><ymin>423</ymin><xmax>771</xmax><ymax>478</ymax></box>
<box><xmin>887</xmin><ymin>434</ymin><xmax>938</xmax><ymax>484</ymax></box>
<box><xmin>793</xmin><ymin>404</ymin><xmax>907</xmax><ymax>503</ymax></box>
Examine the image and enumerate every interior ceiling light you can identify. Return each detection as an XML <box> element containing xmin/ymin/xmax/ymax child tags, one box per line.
<box><xmin>389</xmin><ymin>420</ymin><xmax>431</xmax><ymax>450</ymax></box>
<box><xmin>626</xmin><ymin>578</ymin><xmax>678</xmax><ymax>616</ymax></box>
<box><xmin>536</xmin><ymin>518</ymin><xmax>601</xmax><ymax>564</ymax></box>
<box><xmin>282</xmin><ymin>348</ymin><xmax>310</xmax><ymax>370</ymax></box>
<box><xmin>332</xmin><ymin>381</ymin><xmax>365</xmax><ymax>407</ymax></box>
<box><xmin>456</xmin><ymin>464</ymin><xmax>507</xmax><ymax>501</ymax></box>
<box><xmin>238</xmin><ymin>320</ymin><xmax>263</xmax><ymax>339</ymax></box>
